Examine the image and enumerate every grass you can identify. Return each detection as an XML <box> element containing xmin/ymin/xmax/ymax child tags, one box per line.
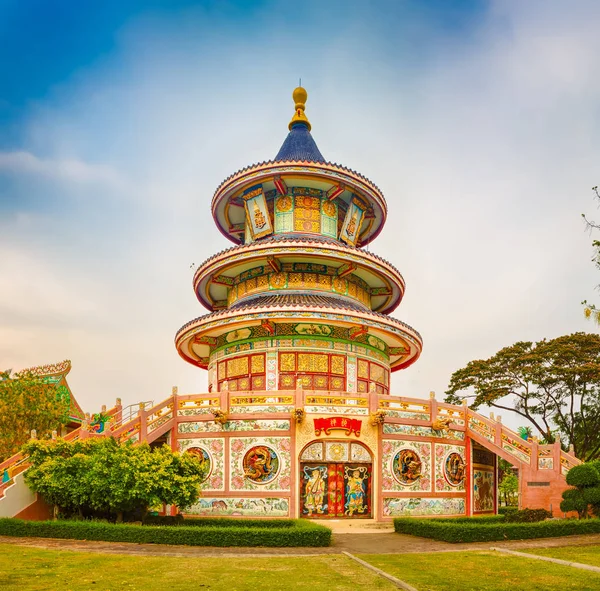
<box><xmin>4</xmin><ymin>543</ymin><xmax>600</xmax><ymax>591</ymax></box>
<box><xmin>522</xmin><ymin>544</ymin><xmax>600</xmax><ymax>567</ymax></box>
<box><xmin>0</xmin><ymin>544</ymin><xmax>395</xmax><ymax>591</ymax></box>
<box><xmin>360</xmin><ymin>551</ymin><xmax>600</xmax><ymax>591</ymax></box>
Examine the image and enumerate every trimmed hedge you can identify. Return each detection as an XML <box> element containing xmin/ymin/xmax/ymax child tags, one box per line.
<box><xmin>143</xmin><ymin>515</ymin><xmax>296</xmax><ymax>528</ymax></box>
<box><xmin>394</xmin><ymin>516</ymin><xmax>600</xmax><ymax>543</ymax></box>
<box><xmin>0</xmin><ymin>518</ymin><xmax>331</xmax><ymax>547</ymax></box>
<box><xmin>497</xmin><ymin>506</ymin><xmax>518</xmax><ymax>516</ymax></box>
<box><xmin>504</xmin><ymin>508</ymin><xmax>551</xmax><ymax>523</ymax></box>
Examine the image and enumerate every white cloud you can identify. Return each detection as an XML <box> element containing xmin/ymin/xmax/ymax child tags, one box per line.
<box><xmin>0</xmin><ymin>150</ymin><xmax>125</xmax><ymax>187</ymax></box>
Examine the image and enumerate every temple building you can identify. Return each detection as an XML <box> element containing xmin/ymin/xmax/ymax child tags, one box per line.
<box><xmin>0</xmin><ymin>88</ymin><xmax>578</xmax><ymax>521</ymax></box>
<box><xmin>170</xmin><ymin>88</ymin><xmax>575</xmax><ymax>519</ymax></box>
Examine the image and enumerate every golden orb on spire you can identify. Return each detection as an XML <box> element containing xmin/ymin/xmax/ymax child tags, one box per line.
<box><xmin>288</xmin><ymin>85</ymin><xmax>311</xmax><ymax>131</ymax></box>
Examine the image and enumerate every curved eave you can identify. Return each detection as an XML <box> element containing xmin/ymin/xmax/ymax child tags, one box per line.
<box><xmin>175</xmin><ymin>305</ymin><xmax>422</xmax><ymax>372</ymax></box>
<box><xmin>192</xmin><ymin>239</ymin><xmax>405</xmax><ymax>315</ymax></box>
<box><xmin>211</xmin><ymin>160</ymin><xmax>388</xmax><ymax>247</ymax></box>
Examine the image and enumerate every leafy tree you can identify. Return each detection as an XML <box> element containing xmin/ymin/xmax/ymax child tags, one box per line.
<box><xmin>0</xmin><ymin>370</ymin><xmax>70</xmax><ymax>461</ymax></box>
<box><xmin>560</xmin><ymin>461</ymin><xmax>600</xmax><ymax>518</ymax></box>
<box><xmin>23</xmin><ymin>437</ymin><xmax>207</xmax><ymax>521</ymax></box>
<box><xmin>498</xmin><ymin>473</ymin><xmax>519</xmax><ymax>507</ymax></box>
<box><xmin>445</xmin><ymin>333</ymin><xmax>600</xmax><ymax>460</ymax></box>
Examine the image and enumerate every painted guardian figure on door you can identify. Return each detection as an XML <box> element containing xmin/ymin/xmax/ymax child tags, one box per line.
<box><xmin>302</xmin><ymin>465</ymin><xmax>327</xmax><ymax>516</ymax></box>
<box><xmin>344</xmin><ymin>466</ymin><xmax>368</xmax><ymax>516</ymax></box>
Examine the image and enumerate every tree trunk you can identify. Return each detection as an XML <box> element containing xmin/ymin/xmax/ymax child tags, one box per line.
<box><xmin>116</xmin><ymin>511</ymin><xmax>123</xmax><ymax>523</ymax></box>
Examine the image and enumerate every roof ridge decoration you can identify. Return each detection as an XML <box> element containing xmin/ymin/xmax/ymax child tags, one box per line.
<box><xmin>288</xmin><ymin>86</ymin><xmax>311</xmax><ymax>131</ymax></box>
<box><xmin>20</xmin><ymin>360</ymin><xmax>72</xmax><ymax>377</ymax></box>
<box><xmin>274</xmin><ymin>87</ymin><xmax>325</xmax><ymax>163</ymax></box>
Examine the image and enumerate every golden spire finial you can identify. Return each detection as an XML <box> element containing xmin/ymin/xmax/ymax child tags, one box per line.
<box><xmin>288</xmin><ymin>85</ymin><xmax>311</xmax><ymax>131</ymax></box>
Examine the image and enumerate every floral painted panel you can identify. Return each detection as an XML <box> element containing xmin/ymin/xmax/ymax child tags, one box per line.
<box><xmin>266</xmin><ymin>352</ymin><xmax>277</xmax><ymax>390</ymax></box>
<box><xmin>232</xmin><ymin>405</ymin><xmax>295</xmax><ymax>414</ymax></box>
<box><xmin>230</xmin><ymin>437</ymin><xmax>292</xmax><ymax>492</ymax></box>
<box><xmin>300</xmin><ymin>442</ymin><xmax>324</xmax><ymax>461</ymax></box>
<box><xmin>502</xmin><ymin>442</ymin><xmax>531</xmax><ymax>464</ymax></box>
<box><xmin>187</xmin><ymin>497</ymin><xmax>289</xmax><ymax>517</ymax></box>
<box><xmin>385</xmin><ymin>410</ymin><xmax>430</xmax><ymax>421</ymax></box>
<box><xmin>350</xmin><ymin>442</ymin><xmax>372</xmax><ymax>462</ymax></box>
<box><xmin>381</xmin><ymin>440</ymin><xmax>432</xmax><ymax>493</ymax></box>
<box><xmin>383</xmin><ymin>497</ymin><xmax>465</xmax><ymax>517</ymax></box>
<box><xmin>178</xmin><ymin>438</ymin><xmax>225</xmax><ymax>491</ymax></box>
<box><xmin>473</xmin><ymin>469</ymin><xmax>495</xmax><ymax>513</ymax></box>
<box><xmin>304</xmin><ymin>406</ymin><xmax>369</xmax><ymax>416</ymax></box>
<box><xmin>178</xmin><ymin>420</ymin><xmax>289</xmax><ymax>433</ymax></box>
<box><xmin>383</xmin><ymin>424</ymin><xmax>465</xmax><ymax>441</ymax></box>
<box><xmin>178</xmin><ymin>408</ymin><xmax>215</xmax><ymax>417</ymax></box>
<box><xmin>434</xmin><ymin>444</ymin><xmax>466</xmax><ymax>492</ymax></box>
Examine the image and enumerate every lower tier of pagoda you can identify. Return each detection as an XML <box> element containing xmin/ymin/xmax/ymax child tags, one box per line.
<box><xmin>175</xmin><ymin>295</ymin><xmax>422</xmax><ymax>394</ymax></box>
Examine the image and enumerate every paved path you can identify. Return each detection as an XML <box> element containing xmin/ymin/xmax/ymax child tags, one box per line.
<box><xmin>3</xmin><ymin>532</ymin><xmax>600</xmax><ymax>558</ymax></box>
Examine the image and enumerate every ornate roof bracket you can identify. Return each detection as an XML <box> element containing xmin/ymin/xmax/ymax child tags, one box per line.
<box><xmin>267</xmin><ymin>255</ymin><xmax>282</xmax><ymax>273</ymax></box>
<box><xmin>337</xmin><ymin>262</ymin><xmax>357</xmax><ymax>278</ymax></box>
<box><xmin>273</xmin><ymin>175</ymin><xmax>288</xmax><ymax>196</ymax></box>
<box><xmin>326</xmin><ymin>183</ymin><xmax>345</xmax><ymax>200</ymax></box>
<box><xmin>349</xmin><ymin>325</ymin><xmax>368</xmax><ymax>340</ymax></box>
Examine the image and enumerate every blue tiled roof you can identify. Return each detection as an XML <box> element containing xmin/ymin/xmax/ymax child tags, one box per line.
<box><xmin>274</xmin><ymin>123</ymin><xmax>325</xmax><ymax>163</ymax></box>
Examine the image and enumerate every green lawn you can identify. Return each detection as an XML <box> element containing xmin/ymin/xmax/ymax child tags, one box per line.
<box><xmin>4</xmin><ymin>544</ymin><xmax>600</xmax><ymax>591</ymax></box>
<box><xmin>360</xmin><ymin>551</ymin><xmax>600</xmax><ymax>591</ymax></box>
<box><xmin>0</xmin><ymin>545</ymin><xmax>395</xmax><ymax>591</ymax></box>
<box><xmin>522</xmin><ymin>544</ymin><xmax>600</xmax><ymax>567</ymax></box>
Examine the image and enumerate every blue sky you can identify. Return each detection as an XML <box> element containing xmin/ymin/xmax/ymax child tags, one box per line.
<box><xmin>1</xmin><ymin>0</ymin><xmax>600</xmax><ymax>432</ymax></box>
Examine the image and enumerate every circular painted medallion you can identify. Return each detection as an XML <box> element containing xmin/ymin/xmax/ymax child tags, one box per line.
<box><xmin>243</xmin><ymin>445</ymin><xmax>280</xmax><ymax>484</ymax></box>
<box><xmin>322</xmin><ymin>201</ymin><xmax>336</xmax><ymax>217</ymax></box>
<box><xmin>186</xmin><ymin>447</ymin><xmax>212</xmax><ymax>482</ymax></box>
<box><xmin>392</xmin><ymin>449</ymin><xmax>422</xmax><ymax>485</ymax></box>
<box><xmin>276</xmin><ymin>196</ymin><xmax>292</xmax><ymax>212</ymax></box>
<box><xmin>444</xmin><ymin>452</ymin><xmax>466</xmax><ymax>486</ymax></box>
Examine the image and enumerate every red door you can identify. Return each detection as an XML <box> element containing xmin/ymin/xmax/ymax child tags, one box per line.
<box><xmin>300</xmin><ymin>463</ymin><xmax>371</xmax><ymax>518</ymax></box>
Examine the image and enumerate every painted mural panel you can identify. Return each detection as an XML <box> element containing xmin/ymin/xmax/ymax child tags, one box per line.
<box><xmin>434</xmin><ymin>444</ymin><xmax>466</xmax><ymax>492</ymax></box>
<box><xmin>383</xmin><ymin>424</ymin><xmax>465</xmax><ymax>441</ymax></box>
<box><xmin>383</xmin><ymin>497</ymin><xmax>465</xmax><ymax>517</ymax></box>
<box><xmin>473</xmin><ymin>469</ymin><xmax>495</xmax><ymax>513</ymax></box>
<box><xmin>187</xmin><ymin>497</ymin><xmax>289</xmax><ymax>517</ymax></box>
<box><xmin>301</xmin><ymin>464</ymin><xmax>329</xmax><ymax>516</ymax></box>
<box><xmin>382</xmin><ymin>440</ymin><xmax>432</xmax><ymax>493</ymax></box>
<box><xmin>178</xmin><ymin>438</ymin><xmax>225</xmax><ymax>491</ymax></box>
<box><xmin>300</xmin><ymin>463</ymin><xmax>372</xmax><ymax>518</ymax></box>
<box><xmin>178</xmin><ymin>419</ymin><xmax>290</xmax><ymax>433</ymax></box>
<box><xmin>340</xmin><ymin>198</ymin><xmax>366</xmax><ymax>246</ymax></box>
<box><xmin>230</xmin><ymin>437</ymin><xmax>291</xmax><ymax>492</ymax></box>
<box><xmin>243</xmin><ymin>185</ymin><xmax>273</xmax><ymax>239</ymax></box>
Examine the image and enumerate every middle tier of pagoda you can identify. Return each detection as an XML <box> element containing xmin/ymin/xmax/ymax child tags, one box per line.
<box><xmin>175</xmin><ymin>87</ymin><xmax>422</xmax><ymax>395</ymax></box>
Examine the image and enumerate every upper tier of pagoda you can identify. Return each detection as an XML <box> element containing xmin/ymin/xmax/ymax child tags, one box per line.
<box><xmin>176</xmin><ymin>87</ymin><xmax>422</xmax><ymax>376</ymax></box>
<box><xmin>211</xmin><ymin>87</ymin><xmax>387</xmax><ymax>247</ymax></box>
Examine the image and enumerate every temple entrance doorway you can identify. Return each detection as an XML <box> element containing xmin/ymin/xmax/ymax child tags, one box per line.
<box><xmin>299</xmin><ymin>440</ymin><xmax>373</xmax><ymax>519</ymax></box>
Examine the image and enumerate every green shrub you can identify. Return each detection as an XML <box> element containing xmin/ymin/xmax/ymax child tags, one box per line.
<box><xmin>583</xmin><ymin>487</ymin><xmax>600</xmax><ymax>505</ymax></box>
<box><xmin>560</xmin><ymin>488</ymin><xmax>588</xmax><ymax>517</ymax></box>
<box><xmin>142</xmin><ymin>516</ymin><xmax>296</xmax><ymax>529</ymax></box>
<box><xmin>566</xmin><ymin>463</ymin><xmax>600</xmax><ymax>487</ymax></box>
<box><xmin>393</xmin><ymin>517</ymin><xmax>600</xmax><ymax>543</ymax></box>
<box><xmin>498</xmin><ymin>506</ymin><xmax>518</xmax><ymax>515</ymax></box>
<box><xmin>0</xmin><ymin>518</ymin><xmax>331</xmax><ymax>547</ymax></box>
<box><xmin>503</xmin><ymin>508</ymin><xmax>552</xmax><ymax>523</ymax></box>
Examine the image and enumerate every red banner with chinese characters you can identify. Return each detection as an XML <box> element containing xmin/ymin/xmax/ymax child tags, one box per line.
<box><xmin>313</xmin><ymin>417</ymin><xmax>362</xmax><ymax>437</ymax></box>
